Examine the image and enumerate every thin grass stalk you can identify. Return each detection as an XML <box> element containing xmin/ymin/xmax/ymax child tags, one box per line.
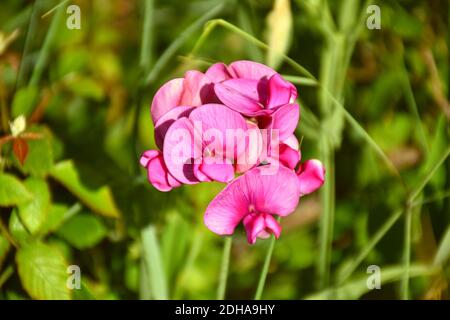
<box><xmin>217</xmin><ymin>236</ymin><xmax>232</xmax><ymax>300</ymax></box>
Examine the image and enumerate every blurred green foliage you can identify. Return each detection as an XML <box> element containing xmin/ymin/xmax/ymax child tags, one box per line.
<box><xmin>0</xmin><ymin>0</ymin><xmax>449</xmax><ymax>300</ymax></box>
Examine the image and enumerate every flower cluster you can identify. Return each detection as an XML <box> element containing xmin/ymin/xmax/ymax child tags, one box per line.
<box><xmin>140</xmin><ymin>60</ymin><xmax>325</xmax><ymax>244</ymax></box>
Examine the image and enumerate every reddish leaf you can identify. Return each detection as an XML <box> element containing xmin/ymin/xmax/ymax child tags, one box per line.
<box><xmin>13</xmin><ymin>138</ymin><xmax>29</xmax><ymax>166</ymax></box>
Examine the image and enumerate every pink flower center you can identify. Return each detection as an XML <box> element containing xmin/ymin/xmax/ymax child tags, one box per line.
<box><xmin>242</xmin><ymin>211</ymin><xmax>281</xmax><ymax>244</ymax></box>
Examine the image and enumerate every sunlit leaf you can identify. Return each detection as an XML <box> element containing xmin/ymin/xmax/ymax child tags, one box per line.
<box><xmin>16</xmin><ymin>242</ymin><xmax>70</xmax><ymax>300</ymax></box>
<box><xmin>0</xmin><ymin>173</ymin><xmax>32</xmax><ymax>207</ymax></box>
<box><xmin>49</xmin><ymin>160</ymin><xmax>121</xmax><ymax>218</ymax></box>
<box><xmin>17</xmin><ymin>178</ymin><xmax>50</xmax><ymax>235</ymax></box>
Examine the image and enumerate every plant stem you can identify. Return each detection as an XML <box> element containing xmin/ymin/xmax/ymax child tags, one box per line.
<box><xmin>144</xmin><ymin>2</ymin><xmax>225</xmax><ymax>85</ymax></box>
<box><xmin>140</xmin><ymin>0</ymin><xmax>154</xmax><ymax>72</ymax></box>
<box><xmin>254</xmin><ymin>233</ymin><xmax>276</xmax><ymax>300</ymax></box>
<box><xmin>217</xmin><ymin>236</ymin><xmax>232</xmax><ymax>300</ymax></box>
<box><xmin>401</xmin><ymin>204</ymin><xmax>412</xmax><ymax>299</ymax></box>
<box><xmin>317</xmin><ymin>135</ymin><xmax>334</xmax><ymax>289</ymax></box>
<box><xmin>338</xmin><ymin>209</ymin><xmax>404</xmax><ymax>284</ymax></box>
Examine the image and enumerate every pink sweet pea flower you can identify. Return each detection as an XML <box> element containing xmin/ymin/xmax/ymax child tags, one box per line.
<box><xmin>204</xmin><ymin>165</ymin><xmax>301</xmax><ymax>244</ymax></box>
<box><xmin>139</xmin><ymin>150</ymin><xmax>181</xmax><ymax>192</ymax></box>
<box><xmin>208</xmin><ymin>60</ymin><xmax>299</xmax><ymax>141</ymax></box>
<box><xmin>163</xmin><ymin>104</ymin><xmax>262</xmax><ymax>185</ymax></box>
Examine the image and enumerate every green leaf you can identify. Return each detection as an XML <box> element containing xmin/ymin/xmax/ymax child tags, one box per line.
<box><xmin>0</xmin><ymin>173</ymin><xmax>32</xmax><ymax>207</ymax></box>
<box><xmin>141</xmin><ymin>225</ymin><xmax>168</xmax><ymax>299</ymax></box>
<box><xmin>49</xmin><ymin>160</ymin><xmax>121</xmax><ymax>218</ymax></box>
<box><xmin>434</xmin><ymin>226</ymin><xmax>450</xmax><ymax>266</ymax></box>
<box><xmin>17</xmin><ymin>178</ymin><xmax>50</xmax><ymax>235</ymax></box>
<box><xmin>40</xmin><ymin>203</ymin><xmax>69</xmax><ymax>236</ymax></box>
<box><xmin>20</xmin><ymin>129</ymin><xmax>54</xmax><ymax>177</ymax></box>
<box><xmin>11</xmin><ymin>86</ymin><xmax>38</xmax><ymax>118</ymax></box>
<box><xmin>16</xmin><ymin>242</ymin><xmax>70</xmax><ymax>300</ymax></box>
<box><xmin>72</xmin><ymin>281</ymin><xmax>96</xmax><ymax>300</ymax></box>
<box><xmin>9</xmin><ymin>209</ymin><xmax>31</xmax><ymax>244</ymax></box>
<box><xmin>56</xmin><ymin>213</ymin><xmax>107</xmax><ymax>249</ymax></box>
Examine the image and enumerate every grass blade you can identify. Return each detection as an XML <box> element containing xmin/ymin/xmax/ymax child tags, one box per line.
<box><xmin>254</xmin><ymin>233</ymin><xmax>276</xmax><ymax>300</ymax></box>
<box><xmin>141</xmin><ymin>225</ymin><xmax>168</xmax><ymax>299</ymax></box>
<box><xmin>217</xmin><ymin>236</ymin><xmax>232</xmax><ymax>300</ymax></box>
<box><xmin>144</xmin><ymin>2</ymin><xmax>225</xmax><ymax>84</ymax></box>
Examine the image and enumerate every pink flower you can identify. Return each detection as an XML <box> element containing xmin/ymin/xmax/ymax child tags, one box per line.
<box><xmin>207</xmin><ymin>60</ymin><xmax>299</xmax><ymax>140</ymax></box>
<box><xmin>204</xmin><ymin>165</ymin><xmax>301</xmax><ymax>244</ymax></box>
<box><xmin>139</xmin><ymin>150</ymin><xmax>181</xmax><ymax>192</ymax></box>
<box><xmin>163</xmin><ymin>103</ymin><xmax>262</xmax><ymax>184</ymax></box>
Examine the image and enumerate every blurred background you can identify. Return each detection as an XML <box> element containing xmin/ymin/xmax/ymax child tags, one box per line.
<box><xmin>0</xmin><ymin>0</ymin><xmax>448</xmax><ymax>300</ymax></box>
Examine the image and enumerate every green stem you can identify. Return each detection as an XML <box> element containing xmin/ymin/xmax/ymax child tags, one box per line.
<box><xmin>254</xmin><ymin>233</ymin><xmax>277</xmax><ymax>300</ymax></box>
<box><xmin>217</xmin><ymin>236</ymin><xmax>232</xmax><ymax>300</ymax></box>
<box><xmin>139</xmin><ymin>0</ymin><xmax>154</xmax><ymax>72</ymax></box>
<box><xmin>144</xmin><ymin>2</ymin><xmax>225</xmax><ymax>85</ymax></box>
<box><xmin>401</xmin><ymin>204</ymin><xmax>412</xmax><ymax>299</ymax></box>
<box><xmin>338</xmin><ymin>209</ymin><xmax>404</xmax><ymax>284</ymax></box>
<box><xmin>410</xmin><ymin>146</ymin><xmax>450</xmax><ymax>201</ymax></box>
<box><xmin>318</xmin><ymin>135</ymin><xmax>334</xmax><ymax>289</ymax></box>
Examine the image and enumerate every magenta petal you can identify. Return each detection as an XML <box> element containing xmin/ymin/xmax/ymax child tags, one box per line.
<box><xmin>282</xmin><ymin>135</ymin><xmax>300</xmax><ymax>152</ymax></box>
<box><xmin>228</xmin><ymin>60</ymin><xmax>276</xmax><ymax>80</ymax></box>
<box><xmin>199</xmin><ymin>160</ymin><xmax>234</xmax><ymax>183</ymax></box>
<box><xmin>154</xmin><ymin>106</ymin><xmax>193</xmax><ymax>150</ymax></box>
<box><xmin>297</xmin><ymin>159</ymin><xmax>325</xmax><ymax>196</ymax></box>
<box><xmin>266</xmin><ymin>74</ymin><xmax>297</xmax><ymax>109</ymax></box>
<box><xmin>279</xmin><ymin>143</ymin><xmax>301</xmax><ymax>169</ymax></box>
<box><xmin>243</xmin><ymin>214</ymin><xmax>266</xmax><ymax>244</ymax></box>
<box><xmin>243</xmin><ymin>213</ymin><xmax>282</xmax><ymax>244</ymax></box>
<box><xmin>214</xmin><ymin>82</ymin><xmax>262</xmax><ymax>116</ymax></box>
<box><xmin>181</xmin><ymin>70</ymin><xmax>215</xmax><ymax>106</ymax></box>
<box><xmin>204</xmin><ymin>179</ymin><xmax>250</xmax><ymax>236</ymax></box>
<box><xmin>264</xmin><ymin>214</ymin><xmax>282</xmax><ymax>239</ymax></box>
<box><xmin>270</xmin><ymin>103</ymin><xmax>300</xmax><ymax>141</ymax></box>
<box><xmin>140</xmin><ymin>150</ymin><xmax>159</xmax><ymax>168</ymax></box>
<box><xmin>204</xmin><ymin>165</ymin><xmax>300</xmax><ymax>236</ymax></box>
<box><xmin>205</xmin><ymin>63</ymin><xmax>233</xmax><ymax>82</ymax></box>
<box><xmin>163</xmin><ymin>117</ymin><xmax>199</xmax><ymax>184</ymax></box>
<box><xmin>150</xmin><ymin>78</ymin><xmax>184</xmax><ymax>123</ymax></box>
<box><xmin>145</xmin><ymin>152</ymin><xmax>173</xmax><ymax>192</ymax></box>
<box><xmin>246</xmin><ymin>166</ymin><xmax>301</xmax><ymax>216</ymax></box>
<box><xmin>189</xmin><ymin>103</ymin><xmax>248</xmax><ymax>160</ymax></box>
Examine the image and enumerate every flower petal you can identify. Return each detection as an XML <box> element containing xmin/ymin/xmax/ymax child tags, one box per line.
<box><xmin>163</xmin><ymin>117</ymin><xmax>199</xmax><ymax>184</ymax></box>
<box><xmin>296</xmin><ymin>159</ymin><xmax>325</xmax><ymax>196</ymax></box>
<box><xmin>205</xmin><ymin>63</ymin><xmax>233</xmax><ymax>82</ymax></box>
<box><xmin>199</xmin><ymin>159</ymin><xmax>234</xmax><ymax>183</ymax></box>
<box><xmin>228</xmin><ymin>60</ymin><xmax>276</xmax><ymax>80</ymax></box>
<box><xmin>140</xmin><ymin>150</ymin><xmax>178</xmax><ymax>192</ymax></box>
<box><xmin>204</xmin><ymin>165</ymin><xmax>300</xmax><ymax>236</ymax></box>
<box><xmin>154</xmin><ymin>106</ymin><xmax>193</xmax><ymax>150</ymax></box>
<box><xmin>181</xmin><ymin>70</ymin><xmax>216</xmax><ymax>106</ymax></box>
<box><xmin>278</xmin><ymin>143</ymin><xmax>301</xmax><ymax>169</ymax></box>
<box><xmin>266</xmin><ymin>74</ymin><xmax>297</xmax><ymax>109</ymax></box>
<box><xmin>270</xmin><ymin>103</ymin><xmax>299</xmax><ymax>141</ymax></box>
<box><xmin>214</xmin><ymin>81</ymin><xmax>262</xmax><ymax>116</ymax></box>
<box><xmin>150</xmin><ymin>78</ymin><xmax>184</xmax><ymax>123</ymax></box>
